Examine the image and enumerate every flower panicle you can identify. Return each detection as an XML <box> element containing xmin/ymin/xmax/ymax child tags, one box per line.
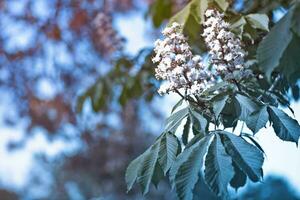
<box><xmin>152</xmin><ymin>22</ymin><xmax>215</xmax><ymax>96</ymax></box>
<box><xmin>202</xmin><ymin>9</ymin><xmax>247</xmax><ymax>75</ymax></box>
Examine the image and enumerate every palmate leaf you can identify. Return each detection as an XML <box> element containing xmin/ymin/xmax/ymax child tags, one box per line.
<box><xmin>241</xmin><ymin>133</ymin><xmax>265</xmax><ymax>154</ymax></box>
<box><xmin>189</xmin><ymin>107</ymin><xmax>208</xmax><ymax>134</ymax></box>
<box><xmin>245</xmin><ymin>14</ymin><xmax>269</xmax><ymax>31</ymax></box>
<box><xmin>125</xmin><ymin>151</ymin><xmax>148</xmax><ymax>192</ymax></box>
<box><xmin>126</xmin><ymin>132</ymin><xmax>180</xmax><ymax>194</ymax></box>
<box><xmin>246</xmin><ymin>106</ymin><xmax>269</xmax><ymax>134</ymax></box>
<box><xmin>235</xmin><ymin>94</ymin><xmax>258</xmax><ymax>121</ymax></box>
<box><xmin>277</xmin><ymin>34</ymin><xmax>300</xmax><ymax>84</ymax></box>
<box><xmin>291</xmin><ymin>2</ymin><xmax>300</xmax><ymax>37</ymax></box>
<box><xmin>149</xmin><ymin>0</ymin><xmax>172</xmax><ymax>28</ymax></box>
<box><xmin>219</xmin><ymin>131</ymin><xmax>264</xmax><ymax>182</ymax></box>
<box><xmin>214</xmin><ymin>0</ymin><xmax>229</xmax><ymax>11</ymax></box>
<box><xmin>158</xmin><ymin>132</ymin><xmax>179</xmax><ymax>175</ymax></box>
<box><xmin>168</xmin><ymin>0</ymin><xmax>207</xmax><ymax>26</ymax></box>
<box><xmin>172</xmin><ymin>98</ymin><xmax>184</xmax><ymax>113</ymax></box>
<box><xmin>137</xmin><ymin>142</ymin><xmax>160</xmax><ymax>194</ymax></box>
<box><xmin>257</xmin><ymin>5</ymin><xmax>294</xmax><ymax>79</ymax></box>
<box><xmin>230</xmin><ymin>161</ymin><xmax>247</xmax><ymax>190</ymax></box>
<box><xmin>268</xmin><ymin>106</ymin><xmax>300</xmax><ymax>144</ymax></box>
<box><xmin>230</xmin><ymin>16</ymin><xmax>247</xmax><ymax>36</ymax></box>
<box><xmin>152</xmin><ymin>162</ymin><xmax>164</xmax><ymax>188</ymax></box>
<box><xmin>212</xmin><ymin>95</ymin><xmax>228</xmax><ymax>119</ymax></box>
<box><xmin>204</xmin><ymin>134</ymin><xmax>234</xmax><ymax>197</ymax></box>
<box><xmin>165</xmin><ymin>107</ymin><xmax>189</xmax><ymax>133</ymax></box>
<box><xmin>182</xmin><ymin>116</ymin><xmax>191</xmax><ymax>145</ymax></box>
<box><xmin>170</xmin><ymin>135</ymin><xmax>212</xmax><ymax>200</ymax></box>
<box><xmin>292</xmin><ymin>85</ymin><xmax>300</xmax><ymax>100</ymax></box>
<box><xmin>192</xmin><ymin>176</ymin><xmax>219</xmax><ymax>200</ymax></box>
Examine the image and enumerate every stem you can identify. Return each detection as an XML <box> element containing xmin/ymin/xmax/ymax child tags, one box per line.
<box><xmin>214</xmin><ymin>116</ymin><xmax>218</xmax><ymax>131</ymax></box>
<box><xmin>175</xmin><ymin>89</ymin><xmax>201</xmax><ymax>106</ymax></box>
<box><xmin>240</xmin><ymin>122</ymin><xmax>245</xmax><ymax>136</ymax></box>
<box><xmin>257</xmin><ymin>75</ymin><xmax>281</xmax><ymax>101</ymax></box>
<box><xmin>226</xmin><ymin>67</ymin><xmax>242</xmax><ymax>91</ymax></box>
<box><xmin>175</xmin><ymin>89</ymin><xmax>185</xmax><ymax>99</ymax></box>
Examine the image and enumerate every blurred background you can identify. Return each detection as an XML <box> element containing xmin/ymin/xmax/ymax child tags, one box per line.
<box><xmin>0</xmin><ymin>0</ymin><xmax>299</xmax><ymax>199</ymax></box>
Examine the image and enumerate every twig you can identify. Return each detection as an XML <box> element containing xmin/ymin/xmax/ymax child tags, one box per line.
<box><xmin>175</xmin><ymin>89</ymin><xmax>203</xmax><ymax>108</ymax></box>
<box><xmin>257</xmin><ymin>75</ymin><xmax>281</xmax><ymax>101</ymax></box>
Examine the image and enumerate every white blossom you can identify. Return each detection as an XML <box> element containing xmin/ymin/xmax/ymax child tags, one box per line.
<box><xmin>202</xmin><ymin>9</ymin><xmax>247</xmax><ymax>75</ymax></box>
<box><xmin>153</xmin><ymin>22</ymin><xmax>214</xmax><ymax>95</ymax></box>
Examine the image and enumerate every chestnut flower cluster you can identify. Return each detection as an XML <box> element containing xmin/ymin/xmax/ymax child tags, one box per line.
<box><xmin>153</xmin><ymin>22</ymin><xmax>214</xmax><ymax>95</ymax></box>
<box><xmin>202</xmin><ymin>9</ymin><xmax>247</xmax><ymax>75</ymax></box>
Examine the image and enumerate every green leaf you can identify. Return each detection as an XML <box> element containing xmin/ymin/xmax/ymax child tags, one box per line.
<box><xmin>125</xmin><ymin>151</ymin><xmax>148</xmax><ymax>192</ymax></box>
<box><xmin>137</xmin><ymin>142</ymin><xmax>160</xmax><ymax>194</ymax></box>
<box><xmin>292</xmin><ymin>85</ymin><xmax>300</xmax><ymax>100</ymax></box>
<box><xmin>214</xmin><ymin>0</ymin><xmax>229</xmax><ymax>11</ymax></box>
<box><xmin>92</xmin><ymin>82</ymin><xmax>104</xmax><ymax>111</ymax></box>
<box><xmin>245</xmin><ymin>14</ymin><xmax>269</xmax><ymax>31</ymax></box>
<box><xmin>172</xmin><ymin>98</ymin><xmax>184</xmax><ymax>113</ymax></box>
<box><xmin>152</xmin><ymin>162</ymin><xmax>164</xmax><ymax>188</ymax></box>
<box><xmin>220</xmin><ymin>131</ymin><xmax>264</xmax><ymax>182</ymax></box>
<box><xmin>230</xmin><ymin>16</ymin><xmax>247</xmax><ymax>36</ymax></box>
<box><xmin>257</xmin><ymin>6</ymin><xmax>294</xmax><ymax>79</ymax></box>
<box><xmin>168</xmin><ymin>1</ymin><xmax>192</xmax><ymax>25</ymax></box>
<box><xmin>169</xmin><ymin>147</ymin><xmax>195</xmax><ymax>187</ymax></box>
<box><xmin>185</xmin><ymin>134</ymin><xmax>205</xmax><ymax>148</ymax></box>
<box><xmin>182</xmin><ymin>116</ymin><xmax>191</xmax><ymax>145</ymax></box>
<box><xmin>230</xmin><ymin>162</ymin><xmax>247</xmax><ymax>190</ymax></box>
<box><xmin>149</xmin><ymin>0</ymin><xmax>172</xmax><ymax>27</ymax></box>
<box><xmin>204</xmin><ymin>134</ymin><xmax>234</xmax><ymax>197</ymax></box>
<box><xmin>192</xmin><ymin>177</ymin><xmax>218</xmax><ymax>200</ymax></box>
<box><xmin>241</xmin><ymin>133</ymin><xmax>265</xmax><ymax>154</ymax></box>
<box><xmin>235</xmin><ymin>94</ymin><xmax>258</xmax><ymax>121</ymax></box>
<box><xmin>277</xmin><ymin>34</ymin><xmax>300</xmax><ymax>84</ymax></box>
<box><xmin>246</xmin><ymin>106</ymin><xmax>269</xmax><ymax>134</ymax></box>
<box><xmin>76</xmin><ymin>94</ymin><xmax>87</xmax><ymax>113</ymax></box>
<box><xmin>158</xmin><ymin>133</ymin><xmax>179</xmax><ymax>175</ymax></box>
<box><xmin>291</xmin><ymin>2</ymin><xmax>300</xmax><ymax>37</ymax></box>
<box><xmin>212</xmin><ymin>95</ymin><xmax>228</xmax><ymax>119</ymax></box>
<box><xmin>268</xmin><ymin>106</ymin><xmax>300</xmax><ymax>144</ymax></box>
<box><xmin>171</xmin><ymin>135</ymin><xmax>212</xmax><ymax>200</ymax></box>
<box><xmin>168</xmin><ymin>0</ymin><xmax>208</xmax><ymax>26</ymax></box>
<box><xmin>189</xmin><ymin>107</ymin><xmax>208</xmax><ymax>133</ymax></box>
<box><xmin>221</xmin><ymin>97</ymin><xmax>240</xmax><ymax>128</ymax></box>
<box><xmin>165</xmin><ymin>107</ymin><xmax>189</xmax><ymax>133</ymax></box>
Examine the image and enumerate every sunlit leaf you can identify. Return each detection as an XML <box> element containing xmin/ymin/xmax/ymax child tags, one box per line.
<box><xmin>165</xmin><ymin>107</ymin><xmax>189</xmax><ymax>133</ymax></box>
<box><xmin>245</xmin><ymin>14</ymin><xmax>269</xmax><ymax>31</ymax></box>
<box><xmin>214</xmin><ymin>0</ymin><xmax>229</xmax><ymax>11</ymax></box>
